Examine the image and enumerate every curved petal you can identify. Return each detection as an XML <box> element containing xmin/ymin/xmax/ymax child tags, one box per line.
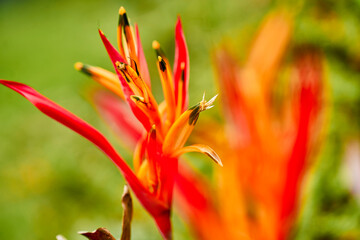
<box><xmin>0</xmin><ymin>80</ymin><xmax>170</xmax><ymax>229</ymax></box>
<box><xmin>172</xmin><ymin>144</ymin><xmax>223</xmax><ymax>167</ymax></box>
<box><xmin>173</xmin><ymin>17</ymin><xmax>189</xmax><ymax>112</ymax></box>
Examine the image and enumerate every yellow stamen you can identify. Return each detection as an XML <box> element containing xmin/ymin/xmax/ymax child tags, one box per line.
<box><xmin>116</xmin><ymin>62</ymin><xmax>143</xmax><ymax>97</ymax></box>
<box><xmin>157</xmin><ymin>56</ymin><xmax>176</xmax><ymax>124</ymax></box>
<box><xmin>74</xmin><ymin>62</ymin><xmax>125</xmax><ymax>99</ymax></box>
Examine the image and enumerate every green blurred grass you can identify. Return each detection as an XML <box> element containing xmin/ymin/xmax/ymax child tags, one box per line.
<box><xmin>0</xmin><ymin>0</ymin><xmax>359</xmax><ymax>239</ymax></box>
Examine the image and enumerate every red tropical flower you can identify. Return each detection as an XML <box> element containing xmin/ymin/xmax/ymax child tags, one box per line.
<box><xmin>0</xmin><ymin>6</ymin><xmax>221</xmax><ymax>240</ymax></box>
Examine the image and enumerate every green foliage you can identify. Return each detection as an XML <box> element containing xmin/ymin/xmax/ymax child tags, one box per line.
<box><xmin>0</xmin><ymin>0</ymin><xmax>359</xmax><ymax>239</ymax></box>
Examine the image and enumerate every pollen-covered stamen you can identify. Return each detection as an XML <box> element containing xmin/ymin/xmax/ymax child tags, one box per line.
<box><xmin>156</xmin><ymin>56</ymin><xmax>176</xmax><ymax>124</ymax></box>
<box><xmin>74</xmin><ymin>62</ymin><xmax>125</xmax><ymax>99</ymax></box>
<box><xmin>119</xmin><ymin>6</ymin><xmax>138</xmax><ymax>69</ymax></box>
<box><xmin>199</xmin><ymin>92</ymin><xmax>217</xmax><ymax>111</ymax></box>
<box><xmin>117</xmin><ymin>61</ymin><xmax>163</xmax><ymax>134</ymax></box>
<box><xmin>115</xmin><ymin>61</ymin><xmax>152</xmax><ymax>103</ymax></box>
<box><xmin>162</xmin><ymin>94</ymin><xmax>218</xmax><ymax>154</ymax></box>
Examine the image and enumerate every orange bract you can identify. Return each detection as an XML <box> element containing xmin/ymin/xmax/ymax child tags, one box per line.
<box><xmin>175</xmin><ymin>10</ymin><xmax>325</xmax><ymax>240</ymax></box>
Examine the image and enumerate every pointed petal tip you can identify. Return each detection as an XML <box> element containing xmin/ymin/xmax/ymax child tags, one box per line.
<box><xmin>119</xmin><ymin>6</ymin><xmax>126</xmax><ymax>15</ymax></box>
<box><xmin>98</xmin><ymin>28</ymin><xmax>104</xmax><ymax>35</ymax></box>
<box><xmin>177</xmin><ymin>15</ymin><xmax>182</xmax><ymax>23</ymax></box>
<box><xmin>217</xmin><ymin>158</ymin><xmax>223</xmax><ymax>167</ymax></box>
<box><xmin>207</xmin><ymin>94</ymin><xmax>218</xmax><ymax>105</ymax></box>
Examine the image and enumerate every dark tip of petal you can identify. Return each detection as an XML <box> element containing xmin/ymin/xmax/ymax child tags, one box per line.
<box><xmin>189</xmin><ymin>103</ymin><xmax>200</xmax><ymax>110</ymax></box>
<box><xmin>188</xmin><ymin>106</ymin><xmax>200</xmax><ymax>125</ymax></box>
<box><xmin>74</xmin><ymin>62</ymin><xmax>92</xmax><ymax>77</ymax></box>
<box><xmin>158</xmin><ymin>56</ymin><xmax>166</xmax><ymax>72</ymax></box>
<box><xmin>132</xmin><ymin>59</ymin><xmax>140</xmax><ymax>76</ymax></box>
<box><xmin>118</xmin><ymin>7</ymin><xmax>130</xmax><ymax>27</ymax></box>
<box><xmin>122</xmin><ymin>13</ymin><xmax>130</xmax><ymax>27</ymax></box>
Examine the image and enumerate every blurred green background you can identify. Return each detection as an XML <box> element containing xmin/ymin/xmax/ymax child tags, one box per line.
<box><xmin>0</xmin><ymin>0</ymin><xmax>359</xmax><ymax>239</ymax></box>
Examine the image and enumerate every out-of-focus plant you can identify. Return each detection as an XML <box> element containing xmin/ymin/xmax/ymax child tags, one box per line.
<box><xmin>174</xmin><ymin>10</ymin><xmax>326</xmax><ymax>240</ymax></box>
<box><xmin>0</xmin><ymin>6</ymin><xmax>222</xmax><ymax>240</ymax></box>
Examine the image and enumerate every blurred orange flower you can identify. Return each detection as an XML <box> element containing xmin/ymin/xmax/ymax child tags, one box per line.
<box><xmin>175</xmin><ymin>10</ymin><xmax>325</xmax><ymax>240</ymax></box>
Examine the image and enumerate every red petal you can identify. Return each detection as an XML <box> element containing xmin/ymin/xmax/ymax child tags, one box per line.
<box><xmin>92</xmin><ymin>90</ymin><xmax>143</xmax><ymax>147</ymax></box>
<box><xmin>154</xmin><ymin>213</ymin><xmax>172</xmax><ymax>240</ymax></box>
<box><xmin>173</xmin><ymin>17</ymin><xmax>190</xmax><ymax>112</ymax></box>
<box><xmin>98</xmin><ymin>29</ymin><xmax>151</xmax><ymax>131</ymax></box>
<box><xmin>214</xmin><ymin>49</ymin><xmax>253</xmax><ymax>145</ymax></box>
<box><xmin>0</xmin><ymin>80</ymin><xmax>171</xmax><ymax>231</ymax></box>
<box><xmin>279</xmin><ymin>51</ymin><xmax>323</xmax><ymax>239</ymax></box>
<box><xmin>135</xmin><ymin>24</ymin><xmax>151</xmax><ymax>89</ymax></box>
<box><xmin>175</xmin><ymin>165</ymin><xmax>225</xmax><ymax>240</ymax></box>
